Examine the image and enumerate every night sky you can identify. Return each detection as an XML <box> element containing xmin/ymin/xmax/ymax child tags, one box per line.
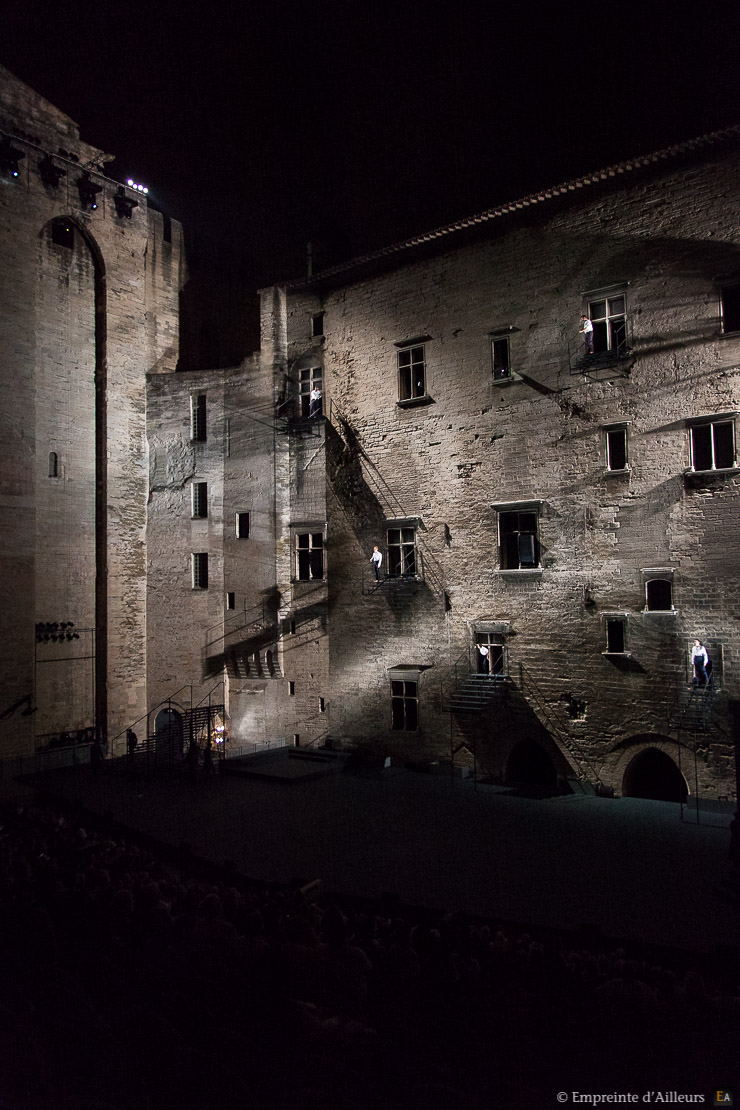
<box><xmin>4</xmin><ymin>0</ymin><xmax>739</xmax><ymax>356</ymax></box>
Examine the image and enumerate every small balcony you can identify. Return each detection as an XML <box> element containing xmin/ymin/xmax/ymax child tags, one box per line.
<box><xmin>569</xmin><ymin>315</ymin><xmax>635</xmax><ymax>377</ymax></box>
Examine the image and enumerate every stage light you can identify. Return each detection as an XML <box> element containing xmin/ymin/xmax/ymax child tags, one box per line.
<box><xmin>0</xmin><ymin>139</ymin><xmax>24</xmax><ymax>178</ymax></box>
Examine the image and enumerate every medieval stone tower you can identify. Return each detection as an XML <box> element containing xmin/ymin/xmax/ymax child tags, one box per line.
<box><xmin>0</xmin><ymin>65</ymin><xmax>185</xmax><ymax>756</ymax></box>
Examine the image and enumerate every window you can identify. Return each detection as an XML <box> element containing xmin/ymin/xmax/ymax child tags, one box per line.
<box><xmin>491</xmin><ymin>336</ymin><xmax>511</xmax><ymax>381</ymax></box>
<box><xmin>190</xmin><ymin>394</ymin><xmax>207</xmax><ymax>442</ymax></box>
<box><xmin>312</xmin><ymin>313</ymin><xmax>324</xmax><ymax>337</ymax></box>
<box><xmin>299</xmin><ymin>367</ymin><xmax>322</xmax><ymax>417</ymax></box>
<box><xmin>605</xmin><ymin>618</ymin><xmax>627</xmax><ymax>654</ymax></box>
<box><xmin>605</xmin><ymin>424</ymin><xmax>629</xmax><ymax>471</ymax></box>
<box><xmin>646</xmin><ymin>578</ymin><xmax>672</xmax><ymax>611</ymax></box>
<box><xmin>236</xmin><ymin>511</ymin><xmax>250</xmax><ymax>538</ymax></box>
<box><xmin>689</xmin><ymin>419</ymin><xmax>735</xmax><ymax>471</ymax></box>
<box><xmin>588</xmin><ymin>294</ymin><xmax>627</xmax><ymax>353</ymax></box>
<box><xmin>288</xmin><ymin>681</ymin><xmax>296</xmax><ymax>696</ymax></box>
<box><xmin>191</xmin><ymin>482</ymin><xmax>208</xmax><ymax>518</ymax></box>
<box><xmin>720</xmin><ymin>284</ymin><xmax>740</xmax><ymax>335</ymax></box>
<box><xmin>391</xmin><ymin>679</ymin><xmax>418</xmax><ymax>730</ymax></box>
<box><xmin>397</xmin><ymin>345</ymin><xmax>426</xmax><ymax>401</ymax></box>
<box><xmin>192</xmin><ymin>553</ymin><xmax>209</xmax><ymax>589</ymax></box>
<box><xmin>226</xmin><ymin>592</ymin><xmax>235</xmax><ymax>610</ymax></box>
<box><xmin>499</xmin><ymin>510</ymin><xmax>539</xmax><ymax>569</ymax></box>
<box><xmin>319</xmin><ymin>697</ymin><xmax>325</xmax><ymax>713</ymax></box>
<box><xmin>296</xmin><ymin>532</ymin><xmax>324</xmax><ymax>580</ymax></box>
<box><xmin>387</xmin><ymin>526</ymin><xmax>417</xmax><ymax>577</ymax></box>
<box><xmin>48</xmin><ymin>451</ymin><xmax>58</xmax><ymax>478</ymax></box>
<box><xmin>51</xmin><ymin>219</ymin><xmax>74</xmax><ymax>248</ymax></box>
<box><xmin>475</xmin><ymin>633</ymin><xmax>506</xmax><ymax>674</ymax></box>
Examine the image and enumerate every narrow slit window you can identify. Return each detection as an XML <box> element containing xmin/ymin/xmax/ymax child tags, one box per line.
<box><xmin>191</xmin><ymin>482</ymin><xmax>208</xmax><ymax>518</ymax></box>
<box><xmin>720</xmin><ymin>284</ymin><xmax>740</xmax><ymax>335</ymax></box>
<box><xmin>312</xmin><ymin>313</ymin><xmax>324</xmax><ymax>337</ymax></box>
<box><xmin>236</xmin><ymin>511</ymin><xmax>250</xmax><ymax>538</ymax></box>
<box><xmin>491</xmin><ymin>336</ymin><xmax>511</xmax><ymax>380</ymax></box>
<box><xmin>606</xmin><ymin>427</ymin><xmax>628</xmax><ymax>471</ymax></box>
<box><xmin>289</xmin><ymin>681</ymin><xmax>296</xmax><ymax>696</ymax></box>
<box><xmin>192</xmin><ymin>553</ymin><xmax>209</xmax><ymax>590</ymax></box>
<box><xmin>191</xmin><ymin>394</ymin><xmax>207</xmax><ymax>442</ymax></box>
<box><xmin>226</xmin><ymin>592</ymin><xmax>235</xmax><ymax>610</ymax></box>
<box><xmin>48</xmin><ymin>451</ymin><xmax>59</xmax><ymax>478</ymax></box>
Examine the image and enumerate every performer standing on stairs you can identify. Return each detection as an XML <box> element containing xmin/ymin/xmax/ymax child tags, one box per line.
<box><xmin>691</xmin><ymin>639</ymin><xmax>709</xmax><ymax>686</ymax></box>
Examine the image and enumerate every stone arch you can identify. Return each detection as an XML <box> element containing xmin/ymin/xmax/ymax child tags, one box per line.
<box><xmin>505</xmin><ymin>738</ymin><xmax>559</xmax><ymax>792</ymax></box>
<box><xmin>620</xmin><ymin>740</ymin><xmax>688</xmax><ymax>803</ymax></box>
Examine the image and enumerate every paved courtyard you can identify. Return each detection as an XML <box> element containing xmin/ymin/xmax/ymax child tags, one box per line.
<box><xmin>20</xmin><ymin>752</ymin><xmax>739</xmax><ymax>954</ymax></box>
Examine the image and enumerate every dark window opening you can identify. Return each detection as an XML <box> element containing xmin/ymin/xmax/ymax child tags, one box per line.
<box><xmin>492</xmin><ymin>336</ymin><xmax>511</xmax><ymax>380</ymax></box>
<box><xmin>319</xmin><ymin>697</ymin><xmax>325</xmax><ymax>713</ymax></box>
<box><xmin>48</xmin><ymin>451</ymin><xmax>58</xmax><ymax>478</ymax></box>
<box><xmin>192</xmin><ymin>553</ymin><xmax>209</xmax><ymax>590</ymax></box>
<box><xmin>606</xmin><ymin>619</ymin><xmax>626</xmax><ymax>653</ymax></box>
<box><xmin>646</xmin><ymin>578</ymin><xmax>672</xmax><ymax>611</ymax></box>
<box><xmin>296</xmin><ymin>532</ymin><xmax>324</xmax><ymax>580</ymax></box>
<box><xmin>226</xmin><ymin>592</ymin><xmax>235</xmax><ymax>610</ymax></box>
<box><xmin>51</xmin><ymin>219</ymin><xmax>74</xmax><ymax>249</ymax></box>
<box><xmin>290</xmin><ymin>620</ymin><xmax>296</xmax><ymax>635</ymax></box>
<box><xmin>606</xmin><ymin>427</ymin><xmax>628</xmax><ymax>471</ymax></box>
<box><xmin>398</xmin><ymin>345</ymin><xmax>426</xmax><ymax>400</ymax></box>
<box><xmin>236</xmin><ymin>511</ymin><xmax>250</xmax><ymax>538</ymax></box>
<box><xmin>387</xmin><ymin>527</ymin><xmax>417</xmax><ymax>577</ymax></box>
<box><xmin>690</xmin><ymin>420</ymin><xmax>735</xmax><ymax>471</ymax></box>
<box><xmin>500</xmin><ymin>510</ymin><xmax>539</xmax><ymax>569</ymax></box>
<box><xmin>162</xmin><ymin>214</ymin><xmax>172</xmax><ymax>243</ymax></box>
<box><xmin>191</xmin><ymin>394</ymin><xmax>207</xmax><ymax>442</ymax></box>
<box><xmin>289</xmin><ymin>681</ymin><xmax>295</xmax><ymax>696</ymax></box>
<box><xmin>476</xmin><ymin>633</ymin><xmax>507</xmax><ymax>674</ymax></box>
<box><xmin>312</xmin><ymin>313</ymin><xmax>324</xmax><ymax>337</ymax></box>
<box><xmin>299</xmin><ymin>366</ymin><xmax>323</xmax><ymax>417</ymax></box>
<box><xmin>192</xmin><ymin>482</ymin><xmax>208</xmax><ymax>518</ymax></box>
<box><xmin>588</xmin><ymin>294</ymin><xmax>627</xmax><ymax>353</ymax></box>
<box><xmin>721</xmin><ymin>284</ymin><xmax>740</xmax><ymax>334</ymax></box>
<box><xmin>391</xmin><ymin>679</ymin><xmax>418</xmax><ymax>730</ymax></box>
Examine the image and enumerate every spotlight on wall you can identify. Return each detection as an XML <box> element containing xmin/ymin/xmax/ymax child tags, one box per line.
<box><xmin>76</xmin><ymin>171</ymin><xmax>103</xmax><ymax>210</ymax></box>
<box><xmin>0</xmin><ymin>139</ymin><xmax>24</xmax><ymax>177</ymax></box>
<box><xmin>126</xmin><ymin>178</ymin><xmax>149</xmax><ymax>194</ymax></box>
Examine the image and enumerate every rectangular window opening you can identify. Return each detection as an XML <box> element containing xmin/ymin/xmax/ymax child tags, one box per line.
<box><xmin>398</xmin><ymin>345</ymin><xmax>426</xmax><ymax>401</ymax></box>
<box><xmin>311</xmin><ymin>313</ymin><xmax>324</xmax><ymax>337</ymax></box>
<box><xmin>236</xmin><ymin>511</ymin><xmax>250</xmax><ymax>538</ymax></box>
<box><xmin>721</xmin><ymin>284</ymin><xmax>740</xmax><ymax>335</ymax></box>
<box><xmin>387</xmin><ymin>526</ymin><xmax>417</xmax><ymax>577</ymax></box>
<box><xmin>588</xmin><ymin>294</ymin><xmax>627</xmax><ymax>353</ymax></box>
<box><xmin>192</xmin><ymin>553</ymin><xmax>209</xmax><ymax>590</ymax></box>
<box><xmin>296</xmin><ymin>531</ymin><xmax>324</xmax><ymax>581</ymax></box>
<box><xmin>391</xmin><ymin>679</ymin><xmax>418</xmax><ymax>731</ymax></box>
<box><xmin>288</xmin><ymin>681</ymin><xmax>296</xmax><ymax>696</ymax></box>
<box><xmin>319</xmin><ymin>697</ymin><xmax>325</xmax><ymax>713</ymax></box>
<box><xmin>690</xmin><ymin>420</ymin><xmax>735</xmax><ymax>471</ymax></box>
<box><xmin>605</xmin><ymin>619</ymin><xmax>626</xmax><ymax>654</ymax></box>
<box><xmin>190</xmin><ymin>394</ymin><xmax>207</xmax><ymax>442</ymax></box>
<box><xmin>299</xmin><ymin>366</ymin><xmax>323</xmax><ymax>418</ymax></box>
<box><xmin>51</xmin><ymin>221</ymin><xmax>74</xmax><ymax>248</ymax></box>
<box><xmin>646</xmin><ymin>578</ymin><xmax>673</xmax><ymax>611</ymax></box>
<box><xmin>499</xmin><ymin>510</ymin><xmax>539</xmax><ymax>569</ymax></box>
<box><xmin>191</xmin><ymin>481</ymin><xmax>208</xmax><ymax>518</ymax></box>
<box><xmin>226</xmin><ymin>591</ymin><xmax>235</xmax><ymax>610</ymax></box>
<box><xmin>492</xmin><ymin>336</ymin><xmax>511</xmax><ymax>381</ymax></box>
<box><xmin>606</xmin><ymin>427</ymin><xmax>628</xmax><ymax>471</ymax></box>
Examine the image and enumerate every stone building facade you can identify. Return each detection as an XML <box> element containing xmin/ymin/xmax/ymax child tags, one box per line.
<box><xmin>185</xmin><ymin>127</ymin><xmax>738</xmax><ymax>802</ymax></box>
<box><xmin>0</xmin><ymin>65</ymin><xmax>185</xmax><ymax>756</ymax></box>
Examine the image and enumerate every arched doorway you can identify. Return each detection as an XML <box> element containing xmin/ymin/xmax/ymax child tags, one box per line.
<box><xmin>623</xmin><ymin>747</ymin><xmax>688</xmax><ymax>803</ymax></box>
<box><xmin>154</xmin><ymin>708</ymin><xmax>183</xmax><ymax>758</ymax></box>
<box><xmin>505</xmin><ymin>738</ymin><xmax>559</xmax><ymax>795</ymax></box>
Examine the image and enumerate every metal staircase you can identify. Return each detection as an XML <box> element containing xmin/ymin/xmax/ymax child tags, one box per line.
<box><xmin>447</xmin><ymin>673</ymin><xmax>510</xmax><ymax>712</ymax></box>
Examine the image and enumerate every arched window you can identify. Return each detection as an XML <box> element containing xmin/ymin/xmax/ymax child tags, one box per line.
<box><xmin>48</xmin><ymin>451</ymin><xmax>58</xmax><ymax>478</ymax></box>
<box><xmin>646</xmin><ymin>578</ymin><xmax>672</xmax><ymax>611</ymax></box>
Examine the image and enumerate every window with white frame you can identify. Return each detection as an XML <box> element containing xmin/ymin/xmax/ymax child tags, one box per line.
<box><xmin>604</xmin><ymin>423</ymin><xmax>629</xmax><ymax>471</ymax></box>
<box><xmin>588</xmin><ymin>293</ymin><xmax>627</xmax><ymax>353</ymax></box>
<box><xmin>498</xmin><ymin>508</ymin><xmax>540</xmax><ymax>569</ymax></box>
<box><xmin>295</xmin><ymin>531</ymin><xmax>324</xmax><ymax>580</ymax></box>
<box><xmin>720</xmin><ymin>283</ymin><xmax>740</xmax><ymax>335</ymax></box>
<box><xmin>391</xmin><ymin>676</ymin><xmax>418</xmax><ymax>730</ymax></box>
<box><xmin>299</xmin><ymin>366</ymin><xmax>322</xmax><ymax>417</ymax></box>
<box><xmin>190</xmin><ymin>394</ymin><xmax>207</xmax><ymax>442</ymax></box>
<box><xmin>191</xmin><ymin>481</ymin><xmax>208</xmax><ymax>518</ymax></box>
<box><xmin>387</xmin><ymin>525</ymin><xmax>417</xmax><ymax>577</ymax></box>
<box><xmin>192</xmin><ymin>553</ymin><xmax>209</xmax><ymax>589</ymax></box>
<box><xmin>397</xmin><ymin>344</ymin><xmax>426</xmax><ymax>401</ymax></box>
<box><xmin>689</xmin><ymin>417</ymin><xmax>736</xmax><ymax>472</ymax></box>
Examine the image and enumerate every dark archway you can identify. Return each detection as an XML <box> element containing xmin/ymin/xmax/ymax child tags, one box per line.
<box><xmin>154</xmin><ymin>708</ymin><xmax>183</xmax><ymax>758</ymax></box>
<box><xmin>623</xmin><ymin>747</ymin><xmax>688</xmax><ymax>803</ymax></box>
<box><xmin>505</xmin><ymin>738</ymin><xmax>559</xmax><ymax>793</ymax></box>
